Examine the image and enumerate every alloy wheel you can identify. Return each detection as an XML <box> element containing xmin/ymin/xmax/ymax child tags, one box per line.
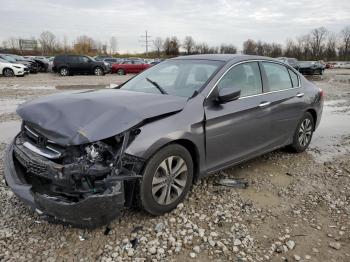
<box><xmin>60</xmin><ymin>68</ymin><xmax>68</xmax><ymax>76</ymax></box>
<box><xmin>95</xmin><ymin>68</ymin><xmax>103</xmax><ymax>76</ymax></box>
<box><xmin>4</xmin><ymin>69</ymin><xmax>14</xmax><ymax>77</ymax></box>
<box><xmin>117</xmin><ymin>69</ymin><xmax>124</xmax><ymax>75</ymax></box>
<box><xmin>152</xmin><ymin>156</ymin><xmax>188</xmax><ymax>205</ymax></box>
<box><xmin>298</xmin><ymin>118</ymin><xmax>312</xmax><ymax>147</ymax></box>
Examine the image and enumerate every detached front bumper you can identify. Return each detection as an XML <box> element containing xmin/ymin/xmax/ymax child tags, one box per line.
<box><xmin>4</xmin><ymin>141</ymin><xmax>125</xmax><ymax>228</ymax></box>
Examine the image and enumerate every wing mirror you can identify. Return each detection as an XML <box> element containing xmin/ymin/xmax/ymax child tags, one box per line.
<box><xmin>217</xmin><ymin>87</ymin><xmax>241</xmax><ymax>103</ymax></box>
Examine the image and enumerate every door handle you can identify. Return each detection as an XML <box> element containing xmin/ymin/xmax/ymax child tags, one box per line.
<box><xmin>259</xmin><ymin>101</ymin><xmax>271</xmax><ymax>108</ymax></box>
<box><xmin>296</xmin><ymin>93</ymin><xmax>304</xmax><ymax>98</ymax></box>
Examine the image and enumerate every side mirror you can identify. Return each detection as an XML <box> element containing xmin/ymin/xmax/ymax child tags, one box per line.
<box><xmin>217</xmin><ymin>87</ymin><xmax>241</xmax><ymax>103</ymax></box>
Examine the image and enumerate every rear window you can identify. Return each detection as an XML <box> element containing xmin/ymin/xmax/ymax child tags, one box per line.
<box><xmin>262</xmin><ymin>62</ymin><xmax>292</xmax><ymax>91</ymax></box>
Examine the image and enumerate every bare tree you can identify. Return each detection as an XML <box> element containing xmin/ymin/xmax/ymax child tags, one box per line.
<box><xmin>324</xmin><ymin>33</ymin><xmax>337</xmax><ymax>61</ymax></box>
<box><xmin>109</xmin><ymin>36</ymin><xmax>118</xmax><ymax>55</ymax></box>
<box><xmin>74</xmin><ymin>35</ymin><xmax>96</xmax><ymax>54</ymax></box>
<box><xmin>220</xmin><ymin>44</ymin><xmax>237</xmax><ymax>54</ymax></box>
<box><xmin>243</xmin><ymin>39</ymin><xmax>257</xmax><ymax>55</ymax></box>
<box><xmin>309</xmin><ymin>27</ymin><xmax>328</xmax><ymax>59</ymax></box>
<box><xmin>39</xmin><ymin>31</ymin><xmax>57</xmax><ymax>55</ymax></box>
<box><xmin>183</xmin><ymin>36</ymin><xmax>195</xmax><ymax>54</ymax></box>
<box><xmin>153</xmin><ymin>37</ymin><xmax>163</xmax><ymax>57</ymax></box>
<box><xmin>163</xmin><ymin>36</ymin><xmax>180</xmax><ymax>56</ymax></box>
<box><xmin>339</xmin><ymin>25</ymin><xmax>350</xmax><ymax>60</ymax></box>
<box><xmin>63</xmin><ymin>35</ymin><xmax>70</xmax><ymax>53</ymax></box>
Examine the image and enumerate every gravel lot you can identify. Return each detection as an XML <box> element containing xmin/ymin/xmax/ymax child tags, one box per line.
<box><xmin>0</xmin><ymin>70</ymin><xmax>350</xmax><ymax>261</ymax></box>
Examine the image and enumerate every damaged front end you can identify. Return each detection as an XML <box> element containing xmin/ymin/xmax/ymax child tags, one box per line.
<box><xmin>4</xmin><ymin>123</ymin><xmax>144</xmax><ymax>228</ymax></box>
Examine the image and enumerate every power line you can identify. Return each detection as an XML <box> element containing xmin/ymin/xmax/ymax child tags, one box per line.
<box><xmin>139</xmin><ymin>30</ymin><xmax>152</xmax><ymax>57</ymax></box>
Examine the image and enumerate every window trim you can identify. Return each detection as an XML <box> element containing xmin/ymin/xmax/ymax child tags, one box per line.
<box><xmin>206</xmin><ymin>59</ymin><xmax>300</xmax><ymax>99</ymax></box>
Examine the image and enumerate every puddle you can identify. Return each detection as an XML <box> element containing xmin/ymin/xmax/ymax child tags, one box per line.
<box><xmin>0</xmin><ymin>99</ymin><xmax>25</xmax><ymax>114</ymax></box>
<box><xmin>0</xmin><ymin>121</ymin><xmax>21</xmax><ymax>144</ymax></box>
<box><xmin>310</xmin><ymin>99</ymin><xmax>350</xmax><ymax>162</ymax></box>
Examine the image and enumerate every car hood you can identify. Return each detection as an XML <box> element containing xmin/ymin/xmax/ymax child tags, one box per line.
<box><xmin>0</xmin><ymin>62</ymin><xmax>24</xmax><ymax>68</ymax></box>
<box><xmin>17</xmin><ymin>89</ymin><xmax>187</xmax><ymax>146</ymax></box>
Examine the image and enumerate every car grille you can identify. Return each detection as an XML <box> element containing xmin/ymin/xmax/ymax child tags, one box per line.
<box><xmin>22</xmin><ymin>124</ymin><xmax>64</xmax><ymax>159</ymax></box>
<box><xmin>14</xmin><ymin>145</ymin><xmax>47</xmax><ymax>176</ymax></box>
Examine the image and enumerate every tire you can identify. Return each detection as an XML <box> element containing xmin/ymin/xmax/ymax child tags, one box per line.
<box><xmin>59</xmin><ymin>67</ymin><xmax>69</xmax><ymax>76</ymax></box>
<box><xmin>94</xmin><ymin>67</ymin><xmax>104</xmax><ymax>76</ymax></box>
<box><xmin>287</xmin><ymin>112</ymin><xmax>315</xmax><ymax>153</ymax></box>
<box><xmin>140</xmin><ymin>144</ymin><xmax>193</xmax><ymax>216</ymax></box>
<box><xmin>3</xmin><ymin>68</ymin><xmax>15</xmax><ymax>77</ymax></box>
<box><xmin>116</xmin><ymin>69</ymin><xmax>125</xmax><ymax>75</ymax></box>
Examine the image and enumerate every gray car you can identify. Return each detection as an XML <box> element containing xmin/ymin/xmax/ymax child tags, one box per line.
<box><xmin>4</xmin><ymin>54</ymin><xmax>324</xmax><ymax>228</ymax></box>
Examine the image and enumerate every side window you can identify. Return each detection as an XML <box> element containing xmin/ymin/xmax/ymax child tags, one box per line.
<box><xmin>79</xmin><ymin>56</ymin><xmax>90</xmax><ymax>63</ymax></box>
<box><xmin>262</xmin><ymin>62</ymin><xmax>292</xmax><ymax>91</ymax></box>
<box><xmin>217</xmin><ymin>62</ymin><xmax>262</xmax><ymax>97</ymax></box>
<box><xmin>288</xmin><ymin>69</ymin><xmax>299</xmax><ymax>87</ymax></box>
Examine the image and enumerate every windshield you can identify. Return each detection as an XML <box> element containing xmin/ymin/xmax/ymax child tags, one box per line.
<box><xmin>120</xmin><ymin>59</ymin><xmax>223</xmax><ymax>97</ymax></box>
<box><xmin>1</xmin><ymin>55</ymin><xmax>16</xmax><ymax>63</ymax></box>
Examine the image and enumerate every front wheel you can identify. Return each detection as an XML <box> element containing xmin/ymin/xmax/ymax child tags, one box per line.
<box><xmin>3</xmin><ymin>68</ymin><xmax>15</xmax><ymax>77</ymax></box>
<box><xmin>140</xmin><ymin>144</ymin><xmax>193</xmax><ymax>215</ymax></box>
<box><xmin>94</xmin><ymin>67</ymin><xmax>104</xmax><ymax>76</ymax></box>
<box><xmin>287</xmin><ymin>112</ymin><xmax>315</xmax><ymax>153</ymax></box>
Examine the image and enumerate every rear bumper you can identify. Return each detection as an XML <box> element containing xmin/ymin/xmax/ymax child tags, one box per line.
<box><xmin>4</xmin><ymin>141</ymin><xmax>125</xmax><ymax>228</ymax></box>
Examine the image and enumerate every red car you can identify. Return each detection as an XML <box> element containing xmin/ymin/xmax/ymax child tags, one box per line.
<box><xmin>111</xmin><ymin>60</ymin><xmax>151</xmax><ymax>75</ymax></box>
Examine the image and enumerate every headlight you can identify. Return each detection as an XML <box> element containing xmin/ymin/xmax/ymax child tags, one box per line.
<box><xmin>13</xmin><ymin>66</ymin><xmax>21</xmax><ymax>69</ymax></box>
<box><xmin>104</xmin><ymin>62</ymin><xmax>109</xmax><ymax>66</ymax></box>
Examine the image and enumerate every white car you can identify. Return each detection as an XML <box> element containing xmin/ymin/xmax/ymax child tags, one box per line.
<box><xmin>0</xmin><ymin>58</ymin><xmax>27</xmax><ymax>77</ymax></box>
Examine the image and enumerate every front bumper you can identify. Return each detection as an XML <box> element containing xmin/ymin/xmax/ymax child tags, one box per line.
<box><xmin>4</xmin><ymin>141</ymin><xmax>125</xmax><ymax>228</ymax></box>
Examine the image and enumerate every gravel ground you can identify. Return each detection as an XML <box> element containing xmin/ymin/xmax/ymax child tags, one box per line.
<box><xmin>0</xmin><ymin>70</ymin><xmax>350</xmax><ymax>261</ymax></box>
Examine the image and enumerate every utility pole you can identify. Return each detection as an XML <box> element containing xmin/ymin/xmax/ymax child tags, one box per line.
<box><xmin>139</xmin><ymin>30</ymin><xmax>152</xmax><ymax>57</ymax></box>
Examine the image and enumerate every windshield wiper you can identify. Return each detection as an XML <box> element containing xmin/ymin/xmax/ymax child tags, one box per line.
<box><xmin>146</xmin><ymin>77</ymin><xmax>168</xmax><ymax>94</ymax></box>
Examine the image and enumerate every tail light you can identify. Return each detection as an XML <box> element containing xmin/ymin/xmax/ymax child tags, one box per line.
<box><xmin>319</xmin><ymin>88</ymin><xmax>324</xmax><ymax>99</ymax></box>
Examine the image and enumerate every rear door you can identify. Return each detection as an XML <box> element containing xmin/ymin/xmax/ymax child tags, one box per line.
<box><xmin>259</xmin><ymin>61</ymin><xmax>305</xmax><ymax>146</ymax></box>
<box><xmin>67</xmin><ymin>56</ymin><xmax>80</xmax><ymax>73</ymax></box>
<box><xmin>204</xmin><ymin>61</ymin><xmax>273</xmax><ymax>172</ymax></box>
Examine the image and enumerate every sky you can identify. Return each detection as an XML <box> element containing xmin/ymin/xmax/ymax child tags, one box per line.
<box><xmin>0</xmin><ymin>0</ymin><xmax>349</xmax><ymax>53</ymax></box>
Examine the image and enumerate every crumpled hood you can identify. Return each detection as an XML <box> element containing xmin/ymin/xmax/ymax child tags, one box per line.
<box><xmin>17</xmin><ymin>89</ymin><xmax>187</xmax><ymax>145</ymax></box>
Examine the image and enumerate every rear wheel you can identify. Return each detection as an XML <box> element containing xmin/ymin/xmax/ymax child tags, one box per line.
<box><xmin>287</xmin><ymin>112</ymin><xmax>314</xmax><ymax>153</ymax></box>
<box><xmin>59</xmin><ymin>67</ymin><xmax>69</xmax><ymax>76</ymax></box>
<box><xmin>140</xmin><ymin>144</ymin><xmax>193</xmax><ymax>215</ymax></box>
<box><xmin>3</xmin><ymin>68</ymin><xmax>14</xmax><ymax>77</ymax></box>
<box><xmin>116</xmin><ymin>69</ymin><xmax>125</xmax><ymax>75</ymax></box>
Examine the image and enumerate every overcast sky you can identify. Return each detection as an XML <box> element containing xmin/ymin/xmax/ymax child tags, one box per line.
<box><xmin>0</xmin><ymin>0</ymin><xmax>349</xmax><ymax>53</ymax></box>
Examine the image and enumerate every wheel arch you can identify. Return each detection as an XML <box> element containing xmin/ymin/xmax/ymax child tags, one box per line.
<box><xmin>141</xmin><ymin>138</ymin><xmax>200</xmax><ymax>183</ymax></box>
<box><xmin>306</xmin><ymin>108</ymin><xmax>317</xmax><ymax>130</ymax></box>
<box><xmin>2</xmin><ymin>67</ymin><xmax>14</xmax><ymax>74</ymax></box>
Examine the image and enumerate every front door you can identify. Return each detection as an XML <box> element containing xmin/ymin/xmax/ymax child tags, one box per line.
<box><xmin>204</xmin><ymin>61</ymin><xmax>273</xmax><ymax>172</ymax></box>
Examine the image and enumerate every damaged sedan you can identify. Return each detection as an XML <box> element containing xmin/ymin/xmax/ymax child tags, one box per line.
<box><xmin>4</xmin><ymin>54</ymin><xmax>324</xmax><ymax>228</ymax></box>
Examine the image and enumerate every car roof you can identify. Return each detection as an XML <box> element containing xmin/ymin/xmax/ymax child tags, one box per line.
<box><xmin>171</xmin><ymin>54</ymin><xmax>274</xmax><ymax>63</ymax></box>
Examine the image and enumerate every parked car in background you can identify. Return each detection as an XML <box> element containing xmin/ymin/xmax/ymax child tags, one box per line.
<box><xmin>111</xmin><ymin>60</ymin><xmax>151</xmax><ymax>75</ymax></box>
<box><xmin>94</xmin><ymin>55</ymin><xmax>111</xmax><ymax>61</ymax></box>
<box><xmin>53</xmin><ymin>55</ymin><xmax>110</xmax><ymax>76</ymax></box>
<box><xmin>24</xmin><ymin>56</ymin><xmax>49</xmax><ymax>72</ymax></box>
<box><xmin>299</xmin><ymin>61</ymin><xmax>324</xmax><ymax>75</ymax></box>
<box><xmin>103</xmin><ymin>58</ymin><xmax>124</xmax><ymax>66</ymax></box>
<box><xmin>0</xmin><ymin>57</ymin><xmax>27</xmax><ymax>77</ymax></box>
<box><xmin>277</xmin><ymin>57</ymin><xmax>300</xmax><ymax>71</ymax></box>
<box><xmin>4</xmin><ymin>54</ymin><xmax>323</xmax><ymax>227</ymax></box>
<box><xmin>0</xmin><ymin>54</ymin><xmax>38</xmax><ymax>73</ymax></box>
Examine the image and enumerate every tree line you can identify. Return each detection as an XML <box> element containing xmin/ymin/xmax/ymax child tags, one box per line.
<box><xmin>1</xmin><ymin>25</ymin><xmax>349</xmax><ymax>61</ymax></box>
